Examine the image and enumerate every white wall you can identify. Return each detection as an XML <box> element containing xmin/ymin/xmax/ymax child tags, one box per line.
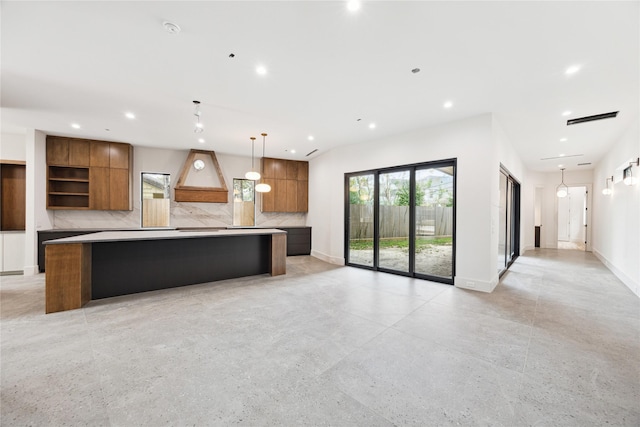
<box><xmin>492</xmin><ymin>117</ymin><xmax>528</xmax><ymax>256</ymax></box>
<box><xmin>308</xmin><ymin>114</ymin><xmax>501</xmax><ymax>291</ymax></box>
<box><xmin>592</xmin><ymin>120</ymin><xmax>640</xmax><ymax>296</ymax></box>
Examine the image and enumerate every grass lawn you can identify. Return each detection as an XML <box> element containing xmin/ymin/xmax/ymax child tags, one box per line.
<box><xmin>350</xmin><ymin>236</ymin><xmax>452</xmax><ymax>251</ymax></box>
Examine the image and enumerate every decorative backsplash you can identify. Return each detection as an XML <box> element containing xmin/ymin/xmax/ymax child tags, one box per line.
<box><xmin>52</xmin><ymin>200</ymin><xmax>306</xmax><ymax>229</ymax></box>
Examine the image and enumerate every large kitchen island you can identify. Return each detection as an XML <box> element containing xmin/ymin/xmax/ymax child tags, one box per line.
<box><xmin>44</xmin><ymin>228</ymin><xmax>286</xmax><ymax>313</ymax></box>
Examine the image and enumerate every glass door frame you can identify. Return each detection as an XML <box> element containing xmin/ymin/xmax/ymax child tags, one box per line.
<box><xmin>498</xmin><ymin>165</ymin><xmax>521</xmax><ymax>277</ymax></box>
<box><xmin>344</xmin><ymin>158</ymin><xmax>456</xmax><ymax>285</ymax></box>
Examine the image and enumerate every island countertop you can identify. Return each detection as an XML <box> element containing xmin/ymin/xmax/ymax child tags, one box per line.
<box><xmin>43</xmin><ymin>228</ymin><xmax>286</xmax><ymax>245</ymax></box>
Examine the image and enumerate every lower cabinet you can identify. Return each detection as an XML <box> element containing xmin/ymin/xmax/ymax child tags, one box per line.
<box><xmin>278</xmin><ymin>227</ymin><xmax>311</xmax><ymax>256</ymax></box>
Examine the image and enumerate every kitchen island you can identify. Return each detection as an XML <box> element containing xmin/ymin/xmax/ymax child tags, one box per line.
<box><xmin>44</xmin><ymin>228</ymin><xmax>286</xmax><ymax>313</ymax></box>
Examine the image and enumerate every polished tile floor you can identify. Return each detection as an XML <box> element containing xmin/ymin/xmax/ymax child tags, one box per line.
<box><xmin>1</xmin><ymin>249</ymin><xmax>638</xmax><ymax>426</ymax></box>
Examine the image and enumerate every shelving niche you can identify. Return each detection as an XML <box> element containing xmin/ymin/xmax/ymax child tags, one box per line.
<box><xmin>47</xmin><ymin>166</ymin><xmax>90</xmax><ymax>209</ymax></box>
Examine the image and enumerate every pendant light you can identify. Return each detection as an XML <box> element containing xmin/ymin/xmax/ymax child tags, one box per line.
<box><xmin>193</xmin><ymin>100</ymin><xmax>203</xmax><ymax>133</ymax></box>
<box><xmin>245</xmin><ymin>137</ymin><xmax>261</xmax><ymax>181</ymax></box>
<box><xmin>255</xmin><ymin>133</ymin><xmax>272</xmax><ymax>193</ymax></box>
<box><xmin>556</xmin><ymin>168</ymin><xmax>568</xmax><ymax>198</ymax></box>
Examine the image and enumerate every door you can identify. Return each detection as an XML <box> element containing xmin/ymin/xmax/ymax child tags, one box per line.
<box><xmin>378</xmin><ymin>169</ymin><xmax>411</xmax><ymax>273</ymax></box>
<box><xmin>414</xmin><ymin>165</ymin><xmax>454</xmax><ymax>279</ymax></box>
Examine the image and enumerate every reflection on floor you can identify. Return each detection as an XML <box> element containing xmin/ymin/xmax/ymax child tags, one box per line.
<box><xmin>558</xmin><ymin>240</ymin><xmax>586</xmax><ymax>251</ymax></box>
<box><xmin>1</xmin><ymin>250</ymin><xmax>638</xmax><ymax>425</ymax></box>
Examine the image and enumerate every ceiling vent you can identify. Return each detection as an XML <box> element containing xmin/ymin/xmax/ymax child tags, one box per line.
<box><xmin>306</xmin><ymin>149</ymin><xmax>318</xmax><ymax>157</ymax></box>
<box><xmin>577</xmin><ymin>162</ymin><xmax>592</xmax><ymax>166</ymax></box>
<box><xmin>567</xmin><ymin>111</ymin><xmax>618</xmax><ymax>126</ymax></box>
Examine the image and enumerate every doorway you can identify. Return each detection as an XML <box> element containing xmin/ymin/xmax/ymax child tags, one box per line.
<box><xmin>345</xmin><ymin>159</ymin><xmax>456</xmax><ymax>285</ymax></box>
<box><xmin>557</xmin><ymin>186</ymin><xmax>587</xmax><ymax>251</ymax></box>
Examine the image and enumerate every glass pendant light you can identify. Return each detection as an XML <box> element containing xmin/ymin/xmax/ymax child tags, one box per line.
<box><xmin>193</xmin><ymin>101</ymin><xmax>203</xmax><ymax>133</ymax></box>
<box><xmin>245</xmin><ymin>137</ymin><xmax>261</xmax><ymax>181</ymax></box>
<box><xmin>556</xmin><ymin>168</ymin><xmax>568</xmax><ymax>198</ymax></box>
<box><xmin>255</xmin><ymin>133</ymin><xmax>272</xmax><ymax>193</ymax></box>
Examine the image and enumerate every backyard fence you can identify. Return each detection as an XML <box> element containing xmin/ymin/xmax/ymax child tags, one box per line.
<box><xmin>349</xmin><ymin>205</ymin><xmax>452</xmax><ymax>239</ymax></box>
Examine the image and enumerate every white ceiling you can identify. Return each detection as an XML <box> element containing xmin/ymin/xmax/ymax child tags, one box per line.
<box><xmin>2</xmin><ymin>1</ymin><xmax>638</xmax><ymax>171</ymax></box>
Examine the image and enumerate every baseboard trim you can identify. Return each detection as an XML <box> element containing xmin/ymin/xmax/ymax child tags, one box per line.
<box><xmin>311</xmin><ymin>250</ymin><xmax>345</xmax><ymax>266</ymax></box>
<box><xmin>593</xmin><ymin>249</ymin><xmax>639</xmax><ymax>297</ymax></box>
<box><xmin>23</xmin><ymin>265</ymin><xmax>39</xmax><ymax>276</ymax></box>
<box><xmin>454</xmin><ymin>275</ymin><xmax>498</xmax><ymax>293</ymax></box>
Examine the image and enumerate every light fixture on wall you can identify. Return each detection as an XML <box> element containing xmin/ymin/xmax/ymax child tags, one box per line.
<box><xmin>556</xmin><ymin>168</ymin><xmax>568</xmax><ymax>198</ymax></box>
<box><xmin>193</xmin><ymin>100</ymin><xmax>203</xmax><ymax>133</ymax></box>
<box><xmin>245</xmin><ymin>137</ymin><xmax>261</xmax><ymax>181</ymax></box>
<box><xmin>255</xmin><ymin>133</ymin><xmax>272</xmax><ymax>193</ymax></box>
<box><xmin>623</xmin><ymin>158</ymin><xmax>639</xmax><ymax>186</ymax></box>
<box><xmin>602</xmin><ymin>176</ymin><xmax>613</xmax><ymax>195</ymax></box>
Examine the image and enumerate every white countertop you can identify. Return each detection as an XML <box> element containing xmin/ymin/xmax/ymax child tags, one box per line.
<box><xmin>44</xmin><ymin>228</ymin><xmax>286</xmax><ymax>244</ymax></box>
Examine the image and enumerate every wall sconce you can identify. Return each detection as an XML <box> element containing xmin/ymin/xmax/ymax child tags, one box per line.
<box><xmin>602</xmin><ymin>176</ymin><xmax>613</xmax><ymax>195</ymax></box>
<box><xmin>623</xmin><ymin>158</ymin><xmax>639</xmax><ymax>186</ymax></box>
<box><xmin>556</xmin><ymin>168</ymin><xmax>568</xmax><ymax>198</ymax></box>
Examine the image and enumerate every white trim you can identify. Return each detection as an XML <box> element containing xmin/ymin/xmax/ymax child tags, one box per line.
<box><xmin>311</xmin><ymin>249</ymin><xmax>345</xmax><ymax>265</ymax></box>
<box><xmin>23</xmin><ymin>265</ymin><xmax>39</xmax><ymax>276</ymax></box>
<box><xmin>593</xmin><ymin>249</ymin><xmax>639</xmax><ymax>298</ymax></box>
<box><xmin>454</xmin><ymin>275</ymin><xmax>499</xmax><ymax>293</ymax></box>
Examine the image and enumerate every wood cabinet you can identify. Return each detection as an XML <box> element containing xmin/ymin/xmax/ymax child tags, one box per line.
<box><xmin>260</xmin><ymin>158</ymin><xmax>308</xmax><ymax>213</ymax></box>
<box><xmin>46</xmin><ymin>136</ymin><xmax>132</xmax><ymax>210</ymax></box>
<box><xmin>1</xmin><ymin>162</ymin><xmax>26</xmax><ymax>231</ymax></box>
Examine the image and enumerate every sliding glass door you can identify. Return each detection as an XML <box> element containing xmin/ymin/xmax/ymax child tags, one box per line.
<box><xmin>345</xmin><ymin>159</ymin><xmax>456</xmax><ymax>284</ymax></box>
<box><xmin>378</xmin><ymin>170</ymin><xmax>411</xmax><ymax>273</ymax></box>
<box><xmin>347</xmin><ymin>174</ymin><xmax>375</xmax><ymax>267</ymax></box>
<box><xmin>497</xmin><ymin>167</ymin><xmax>520</xmax><ymax>275</ymax></box>
<box><xmin>414</xmin><ymin>165</ymin><xmax>454</xmax><ymax>279</ymax></box>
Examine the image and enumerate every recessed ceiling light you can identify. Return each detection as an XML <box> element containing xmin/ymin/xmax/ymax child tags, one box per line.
<box><xmin>347</xmin><ymin>0</ymin><xmax>361</xmax><ymax>12</ymax></box>
<box><xmin>291</xmin><ymin>149</ymin><xmax>296</xmax><ymax>154</ymax></box>
<box><xmin>443</xmin><ymin>101</ymin><xmax>453</xmax><ymax>109</ymax></box>
<box><xmin>562</xmin><ymin>111</ymin><xmax>572</xmax><ymax>116</ymax></box>
<box><xmin>198</xmin><ymin>138</ymin><xmax>205</xmax><ymax>144</ymax></box>
<box><xmin>560</xmin><ymin>137</ymin><xmax>567</xmax><ymax>142</ymax></box>
<box><xmin>565</xmin><ymin>64</ymin><xmax>581</xmax><ymax>75</ymax></box>
<box><xmin>558</xmin><ymin>164</ymin><xmax>564</xmax><ymax>168</ymax></box>
<box><xmin>256</xmin><ymin>65</ymin><xmax>267</xmax><ymax>75</ymax></box>
<box><xmin>71</xmin><ymin>123</ymin><xmax>80</xmax><ymax>129</ymax></box>
<box><xmin>125</xmin><ymin>112</ymin><xmax>135</xmax><ymax>119</ymax></box>
<box><xmin>308</xmin><ymin>135</ymin><xmax>314</xmax><ymax>141</ymax></box>
<box><xmin>559</xmin><ymin>153</ymin><xmax>565</xmax><ymax>157</ymax></box>
<box><xmin>369</xmin><ymin>123</ymin><xmax>376</xmax><ymax>129</ymax></box>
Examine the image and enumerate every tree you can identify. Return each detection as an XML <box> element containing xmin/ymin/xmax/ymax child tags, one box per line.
<box><xmin>395</xmin><ymin>182</ymin><xmax>425</xmax><ymax>206</ymax></box>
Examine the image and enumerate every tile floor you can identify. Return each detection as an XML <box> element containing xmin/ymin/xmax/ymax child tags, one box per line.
<box><xmin>1</xmin><ymin>249</ymin><xmax>638</xmax><ymax>426</ymax></box>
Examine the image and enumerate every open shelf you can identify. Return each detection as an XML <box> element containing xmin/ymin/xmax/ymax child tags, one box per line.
<box><xmin>48</xmin><ymin>166</ymin><xmax>90</xmax><ymax>209</ymax></box>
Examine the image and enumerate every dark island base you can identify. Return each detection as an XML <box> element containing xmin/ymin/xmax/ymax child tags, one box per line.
<box><xmin>92</xmin><ymin>235</ymin><xmax>270</xmax><ymax>299</ymax></box>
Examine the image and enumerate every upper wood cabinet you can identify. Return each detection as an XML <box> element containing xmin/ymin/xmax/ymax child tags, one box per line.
<box><xmin>110</xmin><ymin>143</ymin><xmax>130</xmax><ymax>169</ymax></box>
<box><xmin>46</xmin><ymin>136</ymin><xmax>132</xmax><ymax>210</ymax></box>
<box><xmin>90</xmin><ymin>141</ymin><xmax>110</xmax><ymax>167</ymax></box>
<box><xmin>260</xmin><ymin>157</ymin><xmax>308</xmax><ymax>213</ymax></box>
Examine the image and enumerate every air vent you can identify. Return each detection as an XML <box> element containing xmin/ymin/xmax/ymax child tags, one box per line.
<box><xmin>567</xmin><ymin>111</ymin><xmax>618</xmax><ymax>126</ymax></box>
<box><xmin>577</xmin><ymin>162</ymin><xmax>592</xmax><ymax>166</ymax></box>
<box><xmin>540</xmin><ymin>154</ymin><xmax>583</xmax><ymax>161</ymax></box>
<box><xmin>306</xmin><ymin>149</ymin><xmax>318</xmax><ymax>157</ymax></box>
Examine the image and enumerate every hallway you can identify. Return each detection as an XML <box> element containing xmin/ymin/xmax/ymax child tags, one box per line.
<box><xmin>1</xmin><ymin>249</ymin><xmax>638</xmax><ymax>425</ymax></box>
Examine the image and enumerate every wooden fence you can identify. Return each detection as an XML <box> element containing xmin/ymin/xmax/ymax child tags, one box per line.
<box><xmin>349</xmin><ymin>205</ymin><xmax>452</xmax><ymax>239</ymax></box>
